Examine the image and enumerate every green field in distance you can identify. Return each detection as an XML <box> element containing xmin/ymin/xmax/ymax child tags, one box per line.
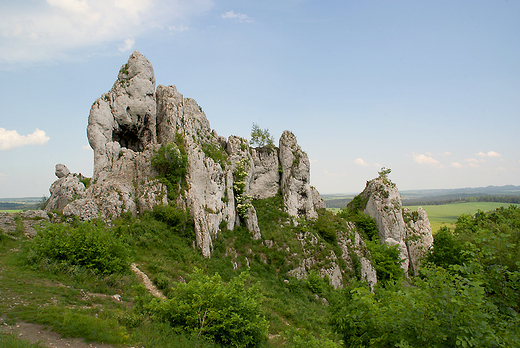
<box><xmin>404</xmin><ymin>202</ymin><xmax>520</xmax><ymax>233</ymax></box>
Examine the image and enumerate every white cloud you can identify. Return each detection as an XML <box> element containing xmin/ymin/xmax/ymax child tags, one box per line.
<box><xmin>477</xmin><ymin>151</ymin><xmax>502</xmax><ymax>158</ymax></box>
<box><xmin>118</xmin><ymin>38</ymin><xmax>135</xmax><ymax>52</ymax></box>
<box><xmin>412</xmin><ymin>153</ymin><xmax>442</xmax><ymax>167</ymax></box>
<box><xmin>222</xmin><ymin>10</ymin><xmax>253</xmax><ymax>23</ymax></box>
<box><xmin>0</xmin><ymin>128</ymin><xmax>50</xmax><ymax>150</ymax></box>
<box><xmin>354</xmin><ymin>158</ymin><xmax>370</xmax><ymax>167</ymax></box>
<box><xmin>0</xmin><ymin>0</ymin><xmax>213</xmax><ymax>65</ymax></box>
<box><xmin>82</xmin><ymin>145</ymin><xmax>91</xmax><ymax>150</ymax></box>
<box><xmin>440</xmin><ymin>151</ymin><xmax>452</xmax><ymax>156</ymax></box>
<box><xmin>451</xmin><ymin>162</ymin><xmax>463</xmax><ymax>168</ymax></box>
<box><xmin>465</xmin><ymin>158</ymin><xmax>480</xmax><ymax>168</ymax></box>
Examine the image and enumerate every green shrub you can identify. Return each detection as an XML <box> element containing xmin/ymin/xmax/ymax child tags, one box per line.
<box><xmin>306</xmin><ymin>270</ymin><xmax>326</xmax><ymax>295</ymax></box>
<box><xmin>23</xmin><ymin>221</ymin><xmax>131</xmax><ymax>275</ymax></box>
<box><xmin>151</xmin><ymin>140</ymin><xmax>188</xmax><ymax>201</ymax></box>
<box><xmin>201</xmin><ymin>142</ymin><xmax>228</xmax><ymax>168</ymax></box>
<box><xmin>426</xmin><ymin>226</ymin><xmax>467</xmax><ymax>268</ymax></box>
<box><xmin>366</xmin><ymin>241</ymin><xmax>403</xmax><ymax>286</ymax></box>
<box><xmin>141</xmin><ymin>269</ymin><xmax>269</xmax><ymax>347</ymax></box>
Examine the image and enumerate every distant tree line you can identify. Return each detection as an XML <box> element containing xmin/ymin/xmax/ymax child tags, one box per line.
<box><xmin>402</xmin><ymin>195</ymin><xmax>520</xmax><ymax>206</ymax></box>
<box><xmin>324</xmin><ymin>198</ymin><xmax>352</xmax><ymax>209</ymax></box>
<box><xmin>0</xmin><ymin>202</ymin><xmax>30</xmax><ymax>210</ymax></box>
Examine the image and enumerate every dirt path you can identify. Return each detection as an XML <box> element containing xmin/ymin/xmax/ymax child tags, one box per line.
<box><xmin>0</xmin><ymin>264</ymin><xmax>163</xmax><ymax>347</ymax></box>
<box><xmin>1</xmin><ymin>321</ymin><xmax>118</xmax><ymax>348</ymax></box>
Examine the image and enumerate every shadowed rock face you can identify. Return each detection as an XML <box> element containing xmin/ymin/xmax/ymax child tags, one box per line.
<box><xmin>46</xmin><ymin>51</ymin><xmax>324</xmax><ymax>258</ymax></box>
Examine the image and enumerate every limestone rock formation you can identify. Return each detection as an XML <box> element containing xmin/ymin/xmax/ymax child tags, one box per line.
<box><xmin>403</xmin><ymin>207</ymin><xmax>434</xmax><ymax>275</ymax></box>
<box><xmin>45</xmin><ymin>51</ymin><xmax>323</xmax><ymax>257</ymax></box>
<box><xmin>0</xmin><ymin>210</ymin><xmax>50</xmax><ymax>238</ymax></box>
<box><xmin>279</xmin><ymin>131</ymin><xmax>318</xmax><ymax>220</ymax></box>
<box><xmin>359</xmin><ymin>176</ymin><xmax>433</xmax><ymax>275</ymax></box>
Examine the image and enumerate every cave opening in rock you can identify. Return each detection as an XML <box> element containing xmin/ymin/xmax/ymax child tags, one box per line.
<box><xmin>113</xmin><ymin>124</ymin><xmax>143</xmax><ymax>152</ymax></box>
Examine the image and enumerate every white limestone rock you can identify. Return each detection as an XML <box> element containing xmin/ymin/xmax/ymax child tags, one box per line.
<box><xmin>279</xmin><ymin>131</ymin><xmax>317</xmax><ymax>220</ymax></box>
<box><xmin>337</xmin><ymin>224</ymin><xmax>378</xmax><ymax>290</ymax></box>
<box><xmin>359</xmin><ymin>176</ymin><xmax>433</xmax><ymax>276</ymax></box>
<box><xmin>55</xmin><ymin>164</ymin><xmax>70</xmax><ymax>178</ymax></box>
<box><xmin>403</xmin><ymin>207</ymin><xmax>434</xmax><ymax>275</ymax></box>
<box><xmin>45</xmin><ymin>174</ymin><xmax>86</xmax><ymax>212</ymax></box>
<box><xmin>88</xmin><ymin>50</ymin><xmax>156</xmax><ymax>178</ymax></box>
<box><xmin>249</xmin><ymin>147</ymin><xmax>280</xmax><ymax>200</ymax></box>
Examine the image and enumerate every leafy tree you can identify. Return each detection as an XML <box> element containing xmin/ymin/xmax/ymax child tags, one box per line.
<box><xmin>378</xmin><ymin>167</ymin><xmax>391</xmax><ymax>179</ymax></box>
<box><xmin>330</xmin><ymin>266</ymin><xmax>501</xmax><ymax>347</ymax></box>
<box><xmin>143</xmin><ymin>269</ymin><xmax>268</xmax><ymax>347</ymax></box>
<box><xmin>250</xmin><ymin>123</ymin><xmax>275</xmax><ymax>149</ymax></box>
<box><xmin>366</xmin><ymin>241</ymin><xmax>403</xmax><ymax>286</ymax></box>
<box><xmin>426</xmin><ymin>226</ymin><xmax>468</xmax><ymax>268</ymax></box>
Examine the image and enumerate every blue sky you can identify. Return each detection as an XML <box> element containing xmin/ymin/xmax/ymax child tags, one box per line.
<box><xmin>1</xmin><ymin>0</ymin><xmax>519</xmax><ymax>198</ymax></box>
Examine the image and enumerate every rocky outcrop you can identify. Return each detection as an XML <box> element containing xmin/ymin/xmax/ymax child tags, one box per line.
<box><xmin>359</xmin><ymin>176</ymin><xmax>433</xmax><ymax>275</ymax></box>
<box><xmin>279</xmin><ymin>131</ymin><xmax>317</xmax><ymax>220</ymax></box>
<box><xmin>0</xmin><ymin>210</ymin><xmax>50</xmax><ymax>238</ymax></box>
<box><xmin>45</xmin><ymin>51</ymin><xmax>323</xmax><ymax>257</ymax></box>
<box><xmin>337</xmin><ymin>225</ymin><xmax>378</xmax><ymax>290</ymax></box>
<box><xmin>403</xmin><ymin>207</ymin><xmax>434</xmax><ymax>275</ymax></box>
<box><xmin>88</xmin><ymin>51</ymin><xmax>156</xmax><ymax>178</ymax></box>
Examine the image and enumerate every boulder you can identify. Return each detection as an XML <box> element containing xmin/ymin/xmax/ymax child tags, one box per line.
<box><xmin>55</xmin><ymin>164</ymin><xmax>70</xmax><ymax>178</ymax></box>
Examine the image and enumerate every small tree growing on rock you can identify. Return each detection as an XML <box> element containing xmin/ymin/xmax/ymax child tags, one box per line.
<box><xmin>250</xmin><ymin>123</ymin><xmax>275</xmax><ymax>150</ymax></box>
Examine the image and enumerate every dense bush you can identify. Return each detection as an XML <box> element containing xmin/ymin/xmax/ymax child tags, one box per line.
<box><xmin>365</xmin><ymin>241</ymin><xmax>403</xmax><ymax>286</ymax></box>
<box><xmin>330</xmin><ymin>266</ymin><xmax>504</xmax><ymax>347</ymax></box>
<box><xmin>151</xmin><ymin>139</ymin><xmax>188</xmax><ymax>201</ymax></box>
<box><xmin>140</xmin><ymin>269</ymin><xmax>269</xmax><ymax>347</ymax></box>
<box><xmin>23</xmin><ymin>221</ymin><xmax>131</xmax><ymax>275</ymax></box>
<box><xmin>331</xmin><ymin>205</ymin><xmax>520</xmax><ymax>347</ymax></box>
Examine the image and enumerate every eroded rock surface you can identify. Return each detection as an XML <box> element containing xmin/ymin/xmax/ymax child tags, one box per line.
<box><xmin>359</xmin><ymin>176</ymin><xmax>433</xmax><ymax>275</ymax></box>
<box><xmin>45</xmin><ymin>51</ymin><xmax>323</xmax><ymax>257</ymax></box>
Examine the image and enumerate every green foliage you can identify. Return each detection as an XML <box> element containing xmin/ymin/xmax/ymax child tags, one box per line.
<box><xmin>201</xmin><ymin>142</ymin><xmax>228</xmax><ymax>168</ymax></box>
<box><xmin>426</xmin><ymin>226</ymin><xmax>468</xmax><ymax>268</ymax></box>
<box><xmin>233</xmin><ymin>158</ymin><xmax>253</xmax><ymax>219</ymax></box>
<box><xmin>250</xmin><ymin>123</ymin><xmax>275</xmax><ymax>150</ymax></box>
<box><xmin>141</xmin><ymin>269</ymin><xmax>269</xmax><ymax>347</ymax></box>
<box><xmin>79</xmin><ymin>177</ymin><xmax>91</xmax><ymax>189</ymax></box>
<box><xmin>306</xmin><ymin>270</ymin><xmax>327</xmax><ymax>295</ymax></box>
<box><xmin>342</xmin><ymin>194</ymin><xmax>369</xmax><ymax>215</ymax></box>
<box><xmin>0</xmin><ymin>332</ymin><xmax>44</xmax><ymax>347</ymax></box>
<box><xmin>338</xmin><ymin>204</ymin><xmax>378</xmax><ymax>242</ymax></box>
<box><xmin>366</xmin><ymin>241</ymin><xmax>403</xmax><ymax>286</ymax></box>
<box><xmin>330</xmin><ymin>266</ymin><xmax>503</xmax><ymax>347</ymax></box>
<box><xmin>151</xmin><ymin>204</ymin><xmax>194</xmax><ymax>240</ymax></box>
<box><xmin>313</xmin><ymin>214</ymin><xmax>337</xmax><ymax>243</ymax></box>
<box><xmin>151</xmin><ymin>138</ymin><xmax>188</xmax><ymax>201</ymax></box>
<box><xmin>281</xmin><ymin>327</ymin><xmax>343</xmax><ymax>348</ymax></box>
<box><xmin>378</xmin><ymin>167</ymin><xmax>391</xmax><ymax>178</ymax></box>
<box><xmin>22</xmin><ymin>221</ymin><xmax>131</xmax><ymax>275</ymax></box>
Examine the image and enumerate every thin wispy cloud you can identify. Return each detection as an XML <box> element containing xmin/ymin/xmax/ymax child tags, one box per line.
<box><xmin>451</xmin><ymin>162</ymin><xmax>463</xmax><ymax>168</ymax></box>
<box><xmin>465</xmin><ymin>158</ymin><xmax>481</xmax><ymax>168</ymax></box>
<box><xmin>118</xmin><ymin>38</ymin><xmax>135</xmax><ymax>52</ymax></box>
<box><xmin>0</xmin><ymin>128</ymin><xmax>50</xmax><ymax>150</ymax></box>
<box><xmin>0</xmin><ymin>0</ymin><xmax>213</xmax><ymax>65</ymax></box>
<box><xmin>354</xmin><ymin>158</ymin><xmax>370</xmax><ymax>167</ymax></box>
<box><xmin>477</xmin><ymin>151</ymin><xmax>502</xmax><ymax>158</ymax></box>
<box><xmin>222</xmin><ymin>10</ymin><xmax>253</xmax><ymax>23</ymax></box>
<box><xmin>412</xmin><ymin>153</ymin><xmax>442</xmax><ymax>167</ymax></box>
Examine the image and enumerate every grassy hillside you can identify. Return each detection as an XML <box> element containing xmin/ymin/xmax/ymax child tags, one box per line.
<box><xmin>2</xmin><ymin>198</ymin><xmax>519</xmax><ymax>347</ymax></box>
